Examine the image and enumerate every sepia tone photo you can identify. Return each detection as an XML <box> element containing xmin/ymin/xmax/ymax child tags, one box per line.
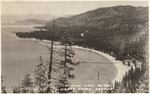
<box><xmin>1</xmin><ymin>1</ymin><xmax>149</xmax><ymax>93</ymax></box>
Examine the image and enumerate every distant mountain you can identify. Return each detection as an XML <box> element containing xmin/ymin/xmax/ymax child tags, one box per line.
<box><xmin>14</xmin><ymin>19</ymin><xmax>48</xmax><ymax>25</ymax></box>
<box><xmin>1</xmin><ymin>14</ymin><xmax>56</xmax><ymax>25</ymax></box>
<box><xmin>46</xmin><ymin>5</ymin><xmax>148</xmax><ymax>27</ymax></box>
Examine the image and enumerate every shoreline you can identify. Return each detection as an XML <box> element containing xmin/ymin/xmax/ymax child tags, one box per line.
<box><xmin>12</xmin><ymin>32</ymin><xmax>139</xmax><ymax>84</ymax></box>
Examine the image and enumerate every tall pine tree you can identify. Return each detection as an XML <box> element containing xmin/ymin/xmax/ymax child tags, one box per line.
<box><xmin>56</xmin><ymin>30</ymin><xmax>78</xmax><ymax>93</ymax></box>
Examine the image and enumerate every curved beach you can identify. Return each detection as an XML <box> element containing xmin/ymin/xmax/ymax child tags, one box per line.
<box><xmin>13</xmin><ymin>32</ymin><xmax>130</xmax><ymax>83</ymax></box>
<box><xmin>13</xmin><ymin>31</ymin><xmax>132</xmax><ymax>83</ymax></box>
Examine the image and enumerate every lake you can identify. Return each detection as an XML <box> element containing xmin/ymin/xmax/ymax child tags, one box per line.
<box><xmin>1</xmin><ymin>25</ymin><xmax>117</xmax><ymax>92</ymax></box>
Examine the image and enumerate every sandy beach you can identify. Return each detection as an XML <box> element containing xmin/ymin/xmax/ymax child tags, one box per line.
<box><xmin>72</xmin><ymin>46</ymin><xmax>142</xmax><ymax>83</ymax></box>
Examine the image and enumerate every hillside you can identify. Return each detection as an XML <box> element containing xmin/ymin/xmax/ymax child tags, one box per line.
<box><xmin>46</xmin><ymin>5</ymin><xmax>148</xmax><ymax>27</ymax></box>
<box><xmin>16</xmin><ymin>5</ymin><xmax>148</xmax><ymax>61</ymax></box>
<box><xmin>44</xmin><ymin>5</ymin><xmax>148</xmax><ymax>59</ymax></box>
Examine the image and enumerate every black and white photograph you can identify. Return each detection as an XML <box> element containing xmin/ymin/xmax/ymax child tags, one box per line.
<box><xmin>1</xmin><ymin>0</ymin><xmax>149</xmax><ymax>93</ymax></box>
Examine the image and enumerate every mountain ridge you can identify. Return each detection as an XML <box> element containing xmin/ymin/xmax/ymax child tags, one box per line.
<box><xmin>46</xmin><ymin>5</ymin><xmax>148</xmax><ymax>27</ymax></box>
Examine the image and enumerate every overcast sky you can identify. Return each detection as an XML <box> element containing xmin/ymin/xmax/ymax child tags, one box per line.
<box><xmin>2</xmin><ymin>1</ymin><xmax>148</xmax><ymax>16</ymax></box>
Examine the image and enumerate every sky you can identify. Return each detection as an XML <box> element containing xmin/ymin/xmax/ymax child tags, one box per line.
<box><xmin>1</xmin><ymin>1</ymin><xmax>148</xmax><ymax>16</ymax></box>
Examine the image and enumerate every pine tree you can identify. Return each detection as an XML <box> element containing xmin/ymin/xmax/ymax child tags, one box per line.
<box><xmin>128</xmin><ymin>61</ymin><xmax>130</xmax><ymax>66</ymax></box>
<box><xmin>20</xmin><ymin>74</ymin><xmax>33</xmax><ymax>93</ymax></box>
<box><xmin>12</xmin><ymin>74</ymin><xmax>33</xmax><ymax>93</ymax></box>
<box><xmin>1</xmin><ymin>76</ymin><xmax>7</xmax><ymax>93</ymax></box>
<box><xmin>13</xmin><ymin>86</ymin><xmax>20</xmax><ymax>93</ymax></box>
<box><xmin>33</xmin><ymin>56</ymin><xmax>48</xmax><ymax>93</ymax></box>
<box><xmin>46</xmin><ymin>20</ymin><xmax>59</xmax><ymax>93</ymax></box>
<box><xmin>56</xmin><ymin>74</ymin><xmax>72</xmax><ymax>93</ymax></box>
<box><xmin>56</xmin><ymin>31</ymin><xmax>78</xmax><ymax>93</ymax></box>
<box><xmin>133</xmin><ymin>59</ymin><xmax>137</xmax><ymax>67</ymax></box>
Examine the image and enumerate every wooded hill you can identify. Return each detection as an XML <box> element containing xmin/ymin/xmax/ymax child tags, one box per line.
<box><xmin>16</xmin><ymin>5</ymin><xmax>148</xmax><ymax>61</ymax></box>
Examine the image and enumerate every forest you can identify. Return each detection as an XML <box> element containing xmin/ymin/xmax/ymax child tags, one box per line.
<box><xmin>16</xmin><ymin>22</ymin><xmax>148</xmax><ymax>62</ymax></box>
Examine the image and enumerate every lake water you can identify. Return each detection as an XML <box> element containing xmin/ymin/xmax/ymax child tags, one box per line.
<box><xmin>1</xmin><ymin>25</ymin><xmax>117</xmax><ymax>92</ymax></box>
